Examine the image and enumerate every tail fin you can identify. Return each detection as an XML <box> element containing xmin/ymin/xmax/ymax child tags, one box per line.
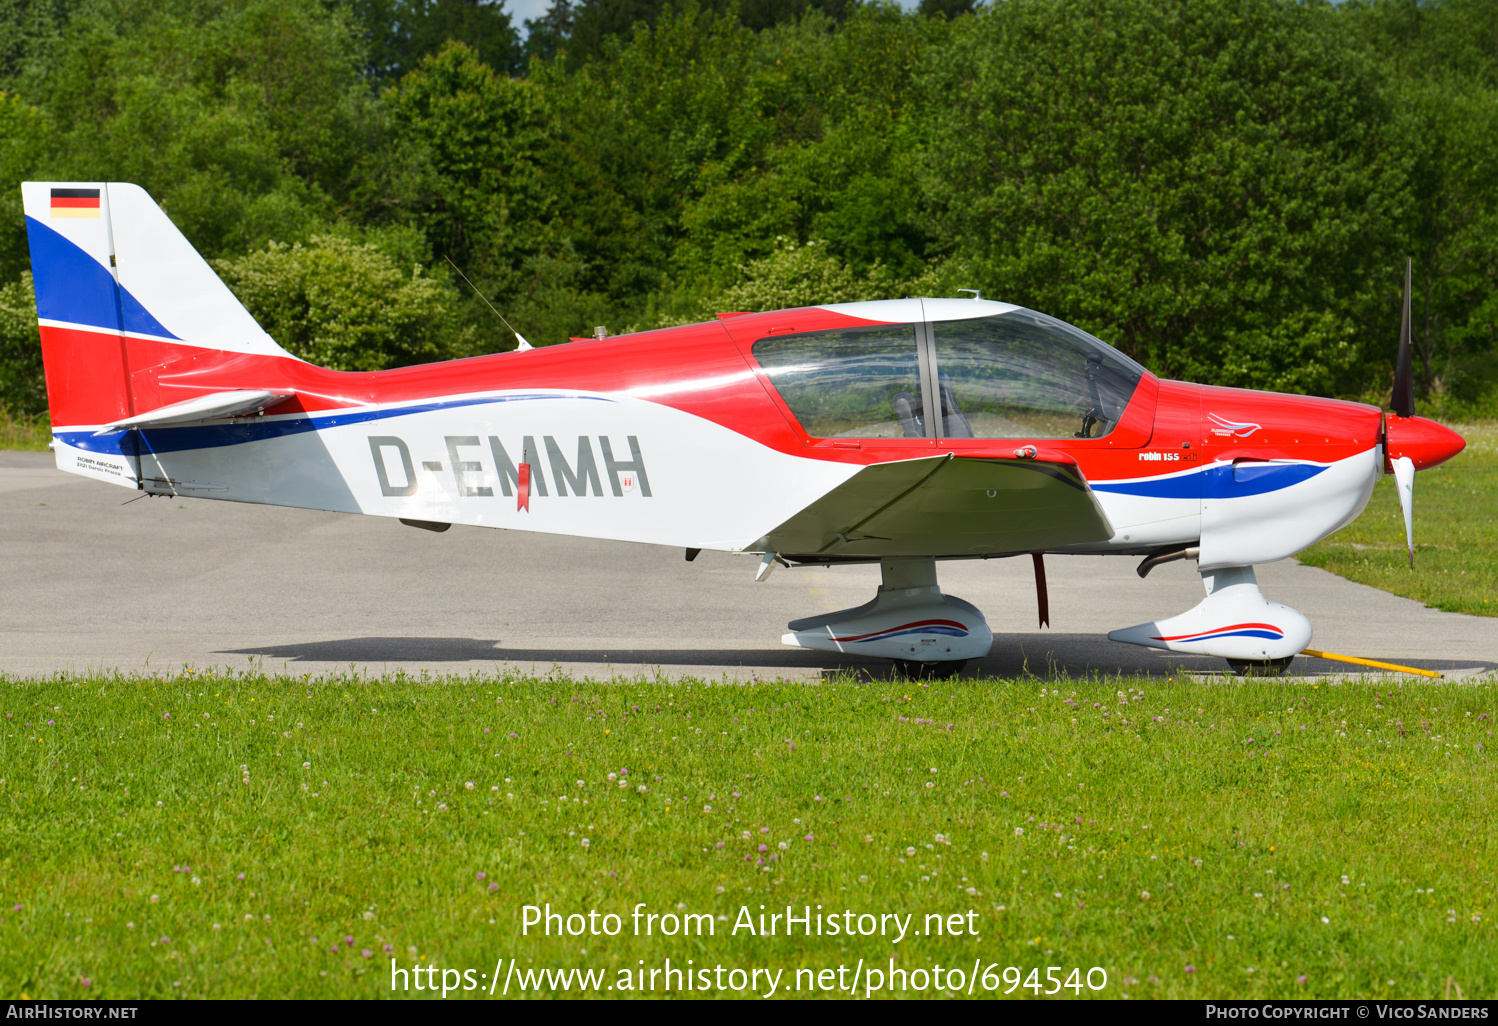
<box><xmin>21</xmin><ymin>182</ymin><xmax>294</xmax><ymax>434</ymax></box>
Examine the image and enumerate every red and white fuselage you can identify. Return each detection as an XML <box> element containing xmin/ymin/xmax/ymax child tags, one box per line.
<box><xmin>23</xmin><ymin>181</ymin><xmax>1466</xmax><ymax>671</ymax></box>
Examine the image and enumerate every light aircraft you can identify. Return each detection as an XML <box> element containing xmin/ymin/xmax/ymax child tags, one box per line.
<box><xmin>22</xmin><ymin>182</ymin><xmax>1466</xmax><ymax>678</ymax></box>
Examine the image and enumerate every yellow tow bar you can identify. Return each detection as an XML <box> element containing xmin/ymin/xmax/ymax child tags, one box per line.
<box><xmin>1300</xmin><ymin>648</ymin><xmax>1443</xmax><ymax>679</ymax></box>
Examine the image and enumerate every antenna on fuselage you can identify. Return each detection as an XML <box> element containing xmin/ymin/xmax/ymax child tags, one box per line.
<box><xmin>957</xmin><ymin>289</ymin><xmax>982</xmax><ymax>300</ymax></box>
<box><xmin>443</xmin><ymin>255</ymin><xmax>534</xmax><ymax>351</ymax></box>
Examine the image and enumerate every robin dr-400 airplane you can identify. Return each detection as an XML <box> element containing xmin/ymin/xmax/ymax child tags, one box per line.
<box><xmin>22</xmin><ymin>182</ymin><xmax>1467</xmax><ymax>678</ymax></box>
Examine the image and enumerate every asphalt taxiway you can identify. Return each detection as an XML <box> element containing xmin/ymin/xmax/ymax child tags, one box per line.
<box><xmin>2</xmin><ymin>451</ymin><xmax>1492</xmax><ymax>681</ymax></box>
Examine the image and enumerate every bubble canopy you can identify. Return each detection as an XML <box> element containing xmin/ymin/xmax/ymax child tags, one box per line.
<box><xmin>751</xmin><ymin>307</ymin><xmax>1146</xmax><ymax>441</ymax></box>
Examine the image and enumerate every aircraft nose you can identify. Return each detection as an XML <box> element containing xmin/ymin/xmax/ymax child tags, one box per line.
<box><xmin>1385</xmin><ymin>415</ymin><xmax>1465</xmax><ymax>472</ymax></box>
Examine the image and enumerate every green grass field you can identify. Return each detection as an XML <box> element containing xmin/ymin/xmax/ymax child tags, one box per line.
<box><xmin>2</xmin><ymin>670</ymin><xmax>1494</xmax><ymax>1000</ymax></box>
<box><xmin>1301</xmin><ymin>421</ymin><xmax>1498</xmax><ymax>616</ymax></box>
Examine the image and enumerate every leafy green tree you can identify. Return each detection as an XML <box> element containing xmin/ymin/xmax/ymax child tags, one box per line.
<box><xmin>670</xmin><ymin>6</ymin><xmax>935</xmax><ymax>297</ymax></box>
<box><xmin>0</xmin><ymin>271</ymin><xmax>42</xmax><ymax>415</ymax></box>
<box><xmin>385</xmin><ymin>42</ymin><xmax>551</xmax><ymax>282</ymax></box>
<box><xmin>548</xmin><ymin>0</ymin><xmax>858</xmax><ymax>66</ymax></box>
<box><xmin>216</xmin><ymin>236</ymin><xmax>468</xmax><ymax>370</ymax></box>
<box><xmin>1</xmin><ymin>0</ymin><xmax>1495</xmax><ymax>410</ymax></box>
<box><xmin>704</xmin><ymin>236</ymin><xmax>903</xmax><ymax>313</ymax></box>
<box><xmin>1343</xmin><ymin>0</ymin><xmax>1498</xmax><ymax>406</ymax></box>
<box><xmin>915</xmin><ymin>0</ymin><xmax>1415</xmax><ymax>396</ymax></box>
<box><xmin>12</xmin><ymin>0</ymin><xmax>376</xmax><ymax>259</ymax></box>
<box><xmin>523</xmin><ymin>0</ymin><xmax>575</xmax><ymax>62</ymax></box>
<box><xmin>916</xmin><ymin>0</ymin><xmax>972</xmax><ymax>19</ymax></box>
<box><xmin>0</xmin><ymin>91</ymin><xmax>50</xmax><ymax>281</ymax></box>
<box><xmin>0</xmin><ymin>0</ymin><xmax>77</xmax><ymax>84</ymax></box>
<box><xmin>345</xmin><ymin>0</ymin><xmax>524</xmax><ymax>79</ymax></box>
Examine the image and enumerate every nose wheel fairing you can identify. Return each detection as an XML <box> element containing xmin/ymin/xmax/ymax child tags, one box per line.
<box><xmin>1108</xmin><ymin>565</ymin><xmax>1311</xmax><ymax>662</ymax></box>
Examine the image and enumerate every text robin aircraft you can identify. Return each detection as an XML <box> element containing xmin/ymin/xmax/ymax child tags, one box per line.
<box><xmin>22</xmin><ymin>182</ymin><xmax>1466</xmax><ymax>678</ymax></box>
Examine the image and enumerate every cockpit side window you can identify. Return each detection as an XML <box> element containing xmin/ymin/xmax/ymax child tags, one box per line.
<box><xmin>930</xmin><ymin>310</ymin><xmax>1144</xmax><ymax>439</ymax></box>
<box><xmin>752</xmin><ymin>325</ymin><xmax>924</xmax><ymax>439</ymax></box>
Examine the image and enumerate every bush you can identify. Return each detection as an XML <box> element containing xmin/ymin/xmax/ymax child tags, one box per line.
<box><xmin>0</xmin><ymin>272</ymin><xmax>44</xmax><ymax>416</ymax></box>
<box><xmin>215</xmin><ymin>236</ymin><xmax>468</xmax><ymax>370</ymax></box>
<box><xmin>707</xmin><ymin>237</ymin><xmax>906</xmax><ymax>315</ymax></box>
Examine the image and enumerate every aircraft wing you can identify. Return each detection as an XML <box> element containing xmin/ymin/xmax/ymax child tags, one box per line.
<box><xmin>755</xmin><ymin>453</ymin><xmax>1115</xmax><ymax>560</ymax></box>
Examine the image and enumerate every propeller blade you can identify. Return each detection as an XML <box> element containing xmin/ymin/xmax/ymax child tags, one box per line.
<box><xmin>1392</xmin><ymin>258</ymin><xmax>1415</xmax><ymax>418</ymax></box>
<box><xmin>1392</xmin><ymin>455</ymin><xmax>1415</xmax><ymax>568</ymax></box>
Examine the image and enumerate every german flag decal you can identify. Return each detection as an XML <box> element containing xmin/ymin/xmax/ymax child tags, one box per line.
<box><xmin>50</xmin><ymin>187</ymin><xmax>101</xmax><ymax>218</ymax></box>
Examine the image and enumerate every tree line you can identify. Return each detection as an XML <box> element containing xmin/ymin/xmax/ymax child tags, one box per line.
<box><xmin>0</xmin><ymin>0</ymin><xmax>1494</xmax><ymax>419</ymax></box>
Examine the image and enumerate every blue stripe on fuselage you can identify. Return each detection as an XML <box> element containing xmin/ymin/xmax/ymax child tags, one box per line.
<box><xmin>1092</xmin><ymin>462</ymin><xmax>1326</xmax><ymax>500</ymax></box>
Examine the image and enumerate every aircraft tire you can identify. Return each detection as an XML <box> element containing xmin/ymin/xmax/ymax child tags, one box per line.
<box><xmin>1226</xmin><ymin>656</ymin><xmax>1295</xmax><ymax>678</ymax></box>
<box><xmin>893</xmin><ymin>659</ymin><xmax>967</xmax><ymax>681</ymax></box>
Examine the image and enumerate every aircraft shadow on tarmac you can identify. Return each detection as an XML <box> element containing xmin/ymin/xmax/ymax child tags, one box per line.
<box><xmin>219</xmin><ymin>636</ymin><xmax>1484</xmax><ymax>680</ymax></box>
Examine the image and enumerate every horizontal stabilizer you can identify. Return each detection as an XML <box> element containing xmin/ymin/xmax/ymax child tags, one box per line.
<box><xmin>98</xmin><ymin>390</ymin><xmax>293</xmax><ymax>433</ymax></box>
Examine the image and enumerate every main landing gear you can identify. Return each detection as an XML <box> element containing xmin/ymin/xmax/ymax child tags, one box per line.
<box><xmin>780</xmin><ymin>557</ymin><xmax>994</xmax><ymax>679</ymax></box>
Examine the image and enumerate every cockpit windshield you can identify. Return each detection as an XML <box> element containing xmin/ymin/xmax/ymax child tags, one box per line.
<box><xmin>751</xmin><ymin>308</ymin><xmax>1144</xmax><ymax>440</ymax></box>
<box><xmin>929</xmin><ymin>310</ymin><xmax>1144</xmax><ymax>439</ymax></box>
